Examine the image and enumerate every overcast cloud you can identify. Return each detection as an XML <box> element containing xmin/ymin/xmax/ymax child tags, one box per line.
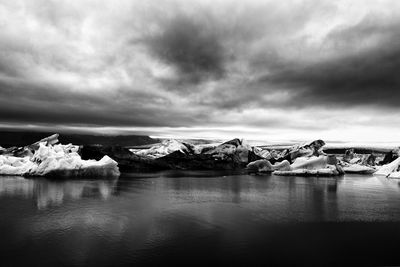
<box><xmin>1</xmin><ymin>0</ymin><xmax>400</xmax><ymax>141</ymax></box>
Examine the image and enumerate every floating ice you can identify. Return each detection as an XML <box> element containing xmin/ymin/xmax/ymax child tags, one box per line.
<box><xmin>130</xmin><ymin>139</ymin><xmax>248</xmax><ymax>161</ymax></box>
<box><xmin>274</xmin><ymin>166</ymin><xmax>340</xmax><ymax>177</ymax></box>
<box><xmin>0</xmin><ymin>135</ymin><xmax>120</xmax><ymax>177</ymax></box>
<box><xmin>375</xmin><ymin>157</ymin><xmax>400</xmax><ymax>177</ymax></box>
<box><xmin>273</xmin><ymin>155</ymin><xmax>343</xmax><ymax>176</ymax></box>
<box><xmin>246</xmin><ymin>159</ymin><xmax>290</xmax><ymax>172</ymax></box>
<box><xmin>130</xmin><ymin>139</ymin><xmax>196</xmax><ymax>159</ymax></box>
<box><xmin>290</xmin><ymin>156</ymin><xmax>328</xmax><ymax>170</ymax></box>
<box><xmin>388</xmin><ymin>172</ymin><xmax>400</xmax><ymax>179</ymax></box>
<box><xmin>342</xmin><ymin>164</ymin><xmax>376</xmax><ymax>174</ymax></box>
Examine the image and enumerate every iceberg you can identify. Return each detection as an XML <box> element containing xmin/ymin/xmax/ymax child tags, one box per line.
<box><xmin>126</xmin><ymin>138</ymin><xmax>259</xmax><ymax>170</ymax></box>
<box><xmin>246</xmin><ymin>159</ymin><xmax>290</xmax><ymax>173</ymax></box>
<box><xmin>342</xmin><ymin>164</ymin><xmax>376</xmax><ymax>174</ymax></box>
<box><xmin>252</xmin><ymin>147</ymin><xmax>271</xmax><ymax>159</ymax></box>
<box><xmin>0</xmin><ymin>134</ymin><xmax>120</xmax><ymax>177</ymax></box>
<box><xmin>130</xmin><ymin>139</ymin><xmax>198</xmax><ymax>159</ymax></box>
<box><xmin>273</xmin><ymin>155</ymin><xmax>343</xmax><ymax>176</ymax></box>
<box><xmin>374</xmin><ymin>157</ymin><xmax>400</xmax><ymax>177</ymax></box>
<box><xmin>289</xmin><ymin>156</ymin><xmax>329</xmax><ymax>170</ymax></box>
<box><xmin>247</xmin><ymin>140</ymin><xmax>344</xmax><ymax>176</ymax></box>
<box><xmin>388</xmin><ymin>172</ymin><xmax>400</xmax><ymax>179</ymax></box>
<box><xmin>203</xmin><ymin>138</ymin><xmax>251</xmax><ymax>163</ymax></box>
<box><xmin>130</xmin><ymin>138</ymin><xmax>252</xmax><ymax>162</ymax></box>
<box><xmin>273</xmin><ymin>166</ymin><xmax>340</xmax><ymax>177</ymax></box>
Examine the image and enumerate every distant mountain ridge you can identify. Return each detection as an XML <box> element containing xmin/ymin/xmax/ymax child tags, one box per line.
<box><xmin>0</xmin><ymin>131</ymin><xmax>157</xmax><ymax>147</ymax></box>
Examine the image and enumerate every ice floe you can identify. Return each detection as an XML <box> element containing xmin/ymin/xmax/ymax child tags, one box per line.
<box><xmin>375</xmin><ymin>157</ymin><xmax>400</xmax><ymax>178</ymax></box>
<box><xmin>273</xmin><ymin>155</ymin><xmax>344</xmax><ymax>176</ymax></box>
<box><xmin>342</xmin><ymin>164</ymin><xmax>376</xmax><ymax>174</ymax></box>
<box><xmin>129</xmin><ymin>139</ymin><xmax>198</xmax><ymax>159</ymax></box>
<box><xmin>0</xmin><ymin>134</ymin><xmax>120</xmax><ymax>177</ymax></box>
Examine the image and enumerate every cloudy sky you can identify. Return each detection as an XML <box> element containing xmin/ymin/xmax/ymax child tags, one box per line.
<box><xmin>1</xmin><ymin>0</ymin><xmax>400</xmax><ymax>142</ymax></box>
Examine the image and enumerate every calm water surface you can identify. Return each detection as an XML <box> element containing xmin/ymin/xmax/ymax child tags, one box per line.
<box><xmin>1</xmin><ymin>171</ymin><xmax>400</xmax><ymax>266</ymax></box>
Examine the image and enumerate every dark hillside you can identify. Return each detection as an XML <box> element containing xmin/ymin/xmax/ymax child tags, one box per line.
<box><xmin>0</xmin><ymin>130</ymin><xmax>157</xmax><ymax>147</ymax></box>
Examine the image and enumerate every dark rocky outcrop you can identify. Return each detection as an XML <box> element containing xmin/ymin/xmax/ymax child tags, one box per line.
<box><xmin>158</xmin><ymin>150</ymin><xmax>244</xmax><ymax>170</ymax></box>
<box><xmin>80</xmin><ymin>138</ymin><xmax>263</xmax><ymax>171</ymax></box>
<box><xmin>80</xmin><ymin>145</ymin><xmax>170</xmax><ymax>171</ymax></box>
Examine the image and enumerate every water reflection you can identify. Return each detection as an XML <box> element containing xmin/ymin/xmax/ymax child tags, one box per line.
<box><xmin>2</xmin><ymin>172</ymin><xmax>400</xmax><ymax>266</ymax></box>
<box><xmin>0</xmin><ymin>177</ymin><xmax>118</xmax><ymax>209</ymax></box>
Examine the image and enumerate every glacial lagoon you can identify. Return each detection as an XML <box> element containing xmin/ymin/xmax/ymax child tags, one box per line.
<box><xmin>2</xmin><ymin>172</ymin><xmax>400</xmax><ymax>266</ymax></box>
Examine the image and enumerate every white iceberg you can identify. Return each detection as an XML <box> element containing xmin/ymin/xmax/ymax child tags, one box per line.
<box><xmin>130</xmin><ymin>138</ymin><xmax>253</xmax><ymax>166</ymax></box>
<box><xmin>342</xmin><ymin>164</ymin><xmax>376</xmax><ymax>174</ymax></box>
<box><xmin>203</xmin><ymin>139</ymin><xmax>251</xmax><ymax>163</ymax></box>
<box><xmin>0</xmin><ymin>134</ymin><xmax>120</xmax><ymax>177</ymax></box>
<box><xmin>274</xmin><ymin>166</ymin><xmax>339</xmax><ymax>177</ymax></box>
<box><xmin>290</xmin><ymin>156</ymin><xmax>328</xmax><ymax>170</ymax></box>
<box><xmin>252</xmin><ymin>147</ymin><xmax>271</xmax><ymax>159</ymax></box>
<box><xmin>246</xmin><ymin>159</ymin><xmax>290</xmax><ymax>172</ymax></box>
<box><xmin>130</xmin><ymin>139</ymin><xmax>196</xmax><ymax>159</ymax></box>
<box><xmin>273</xmin><ymin>155</ymin><xmax>343</xmax><ymax>177</ymax></box>
<box><xmin>388</xmin><ymin>172</ymin><xmax>400</xmax><ymax>179</ymax></box>
<box><xmin>374</xmin><ymin>157</ymin><xmax>400</xmax><ymax>177</ymax></box>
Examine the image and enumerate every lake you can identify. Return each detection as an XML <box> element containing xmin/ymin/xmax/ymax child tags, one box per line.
<box><xmin>1</xmin><ymin>171</ymin><xmax>400</xmax><ymax>266</ymax></box>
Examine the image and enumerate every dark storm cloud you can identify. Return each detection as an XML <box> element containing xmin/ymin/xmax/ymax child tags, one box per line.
<box><xmin>146</xmin><ymin>15</ymin><xmax>225</xmax><ymax>84</ymax></box>
<box><xmin>141</xmin><ymin>0</ymin><xmax>331</xmax><ymax>87</ymax></box>
<box><xmin>2</xmin><ymin>0</ymin><xmax>400</xmax><ymax>139</ymax></box>
<box><xmin>0</xmin><ymin>79</ymin><xmax>206</xmax><ymax>127</ymax></box>
<box><xmin>263</xmin><ymin>17</ymin><xmax>400</xmax><ymax>108</ymax></box>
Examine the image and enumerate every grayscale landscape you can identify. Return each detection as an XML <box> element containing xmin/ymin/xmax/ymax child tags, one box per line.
<box><xmin>1</xmin><ymin>0</ymin><xmax>400</xmax><ymax>266</ymax></box>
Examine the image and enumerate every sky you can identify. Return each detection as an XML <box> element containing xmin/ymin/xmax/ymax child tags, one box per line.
<box><xmin>1</xmin><ymin>0</ymin><xmax>400</xmax><ymax>142</ymax></box>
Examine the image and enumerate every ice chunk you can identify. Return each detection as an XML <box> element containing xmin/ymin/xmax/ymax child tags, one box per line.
<box><xmin>342</xmin><ymin>164</ymin><xmax>376</xmax><ymax>174</ymax></box>
<box><xmin>388</xmin><ymin>172</ymin><xmax>400</xmax><ymax>179</ymax></box>
<box><xmin>274</xmin><ymin>166</ymin><xmax>339</xmax><ymax>177</ymax></box>
<box><xmin>203</xmin><ymin>138</ymin><xmax>252</xmax><ymax>163</ymax></box>
<box><xmin>246</xmin><ymin>159</ymin><xmax>290</xmax><ymax>173</ymax></box>
<box><xmin>130</xmin><ymin>139</ymin><xmax>195</xmax><ymax>159</ymax></box>
<box><xmin>375</xmin><ymin>157</ymin><xmax>400</xmax><ymax>177</ymax></box>
<box><xmin>290</xmin><ymin>156</ymin><xmax>328</xmax><ymax>170</ymax></box>
<box><xmin>252</xmin><ymin>147</ymin><xmax>271</xmax><ymax>159</ymax></box>
<box><xmin>0</xmin><ymin>136</ymin><xmax>120</xmax><ymax>177</ymax></box>
<box><xmin>272</xmin><ymin>155</ymin><xmax>343</xmax><ymax>176</ymax></box>
<box><xmin>0</xmin><ymin>156</ymin><xmax>36</xmax><ymax>175</ymax></box>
